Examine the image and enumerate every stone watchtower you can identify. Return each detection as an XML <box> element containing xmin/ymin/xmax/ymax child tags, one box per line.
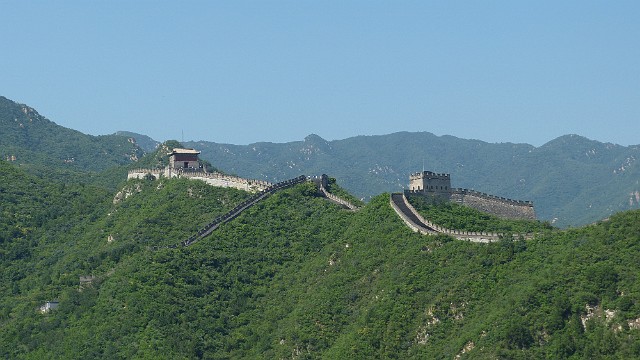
<box><xmin>409</xmin><ymin>171</ymin><xmax>452</xmax><ymax>198</ymax></box>
<box><xmin>406</xmin><ymin>169</ymin><xmax>536</xmax><ymax>220</ymax></box>
<box><xmin>168</xmin><ymin>148</ymin><xmax>201</xmax><ymax>170</ymax></box>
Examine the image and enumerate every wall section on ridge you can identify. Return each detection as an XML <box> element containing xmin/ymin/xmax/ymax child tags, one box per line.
<box><xmin>450</xmin><ymin>189</ymin><xmax>536</xmax><ymax>220</ymax></box>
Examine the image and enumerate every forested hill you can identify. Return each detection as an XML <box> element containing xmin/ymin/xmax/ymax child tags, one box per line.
<box><xmin>0</xmin><ymin>96</ymin><xmax>144</xmax><ymax>174</ymax></box>
<box><xmin>185</xmin><ymin>133</ymin><xmax>640</xmax><ymax>227</ymax></box>
<box><xmin>1</xmin><ymin>159</ymin><xmax>639</xmax><ymax>358</ymax></box>
<box><xmin>115</xmin><ymin>131</ymin><xmax>160</xmax><ymax>152</ymax></box>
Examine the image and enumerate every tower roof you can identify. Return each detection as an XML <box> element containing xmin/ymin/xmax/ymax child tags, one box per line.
<box><xmin>168</xmin><ymin>148</ymin><xmax>201</xmax><ymax>156</ymax></box>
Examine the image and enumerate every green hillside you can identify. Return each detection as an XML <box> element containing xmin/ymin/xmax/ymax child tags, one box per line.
<box><xmin>186</xmin><ymin>132</ymin><xmax>640</xmax><ymax>227</ymax></box>
<box><xmin>115</xmin><ymin>131</ymin><xmax>161</xmax><ymax>153</ymax></box>
<box><xmin>0</xmin><ymin>96</ymin><xmax>144</xmax><ymax>182</ymax></box>
<box><xmin>1</xmin><ymin>159</ymin><xmax>639</xmax><ymax>359</ymax></box>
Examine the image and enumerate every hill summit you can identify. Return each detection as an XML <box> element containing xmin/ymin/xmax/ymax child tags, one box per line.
<box><xmin>0</xmin><ymin>96</ymin><xmax>143</xmax><ymax>174</ymax></box>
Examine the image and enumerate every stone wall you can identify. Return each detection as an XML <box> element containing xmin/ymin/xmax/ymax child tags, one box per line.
<box><xmin>319</xmin><ymin>186</ymin><xmax>359</xmax><ymax>211</ymax></box>
<box><xmin>179</xmin><ymin>175</ymin><xmax>307</xmax><ymax>247</ymax></box>
<box><xmin>400</xmin><ymin>193</ymin><xmax>503</xmax><ymax>242</ymax></box>
<box><xmin>450</xmin><ymin>189</ymin><xmax>536</xmax><ymax>220</ymax></box>
<box><xmin>409</xmin><ymin>171</ymin><xmax>451</xmax><ymax>196</ymax></box>
<box><xmin>392</xmin><ymin>193</ymin><xmax>535</xmax><ymax>242</ymax></box>
<box><xmin>128</xmin><ymin>168</ymin><xmax>168</xmax><ymax>180</ymax></box>
<box><xmin>127</xmin><ymin>168</ymin><xmax>272</xmax><ymax>193</ymax></box>
<box><xmin>181</xmin><ymin>171</ymin><xmax>272</xmax><ymax>192</ymax></box>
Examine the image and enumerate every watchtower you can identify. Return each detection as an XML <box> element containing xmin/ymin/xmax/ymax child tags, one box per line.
<box><xmin>409</xmin><ymin>171</ymin><xmax>452</xmax><ymax>197</ymax></box>
<box><xmin>168</xmin><ymin>148</ymin><xmax>201</xmax><ymax>170</ymax></box>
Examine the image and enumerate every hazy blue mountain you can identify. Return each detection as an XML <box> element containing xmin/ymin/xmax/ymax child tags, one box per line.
<box><xmin>185</xmin><ymin>133</ymin><xmax>640</xmax><ymax>227</ymax></box>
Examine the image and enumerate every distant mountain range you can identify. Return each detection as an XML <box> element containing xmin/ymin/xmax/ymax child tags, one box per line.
<box><xmin>177</xmin><ymin>133</ymin><xmax>640</xmax><ymax>227</ymax></box>
<box><xmin>1</xmin><ymin>95</ymin><xmax>638</xmax><ymax>227</ymax></box>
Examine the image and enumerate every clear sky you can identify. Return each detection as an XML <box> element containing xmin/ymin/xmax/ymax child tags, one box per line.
<box><xmin>2</xmin><ymin>1</ymin><xmax>639</xmax><ymax>146</ymax></box>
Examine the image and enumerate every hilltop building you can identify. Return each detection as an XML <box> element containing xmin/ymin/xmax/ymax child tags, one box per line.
<box><xmin>409</xmin><ymin>171</ymin><xmax>451</xmax><ymax>198</ymax></box>
<box><xmin>127</xmin><ymin>147</ymin><xmax>272</xmax><ymax>193</ymax></box>
<box><xmin>168</xmin><ymin>148</ymin><xmax>201</xmax><ymax>170</ymax></box>
<box><xmin>407</xmin><ymin>170</ymin><xmax>536</xmax><ymax>220</ymax></box>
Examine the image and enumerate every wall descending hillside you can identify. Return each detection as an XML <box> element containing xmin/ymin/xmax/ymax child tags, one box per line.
<box><xmin>450</xmin><ymin>189</ymin><xmax>536</xmax><ymax>220</ymax></box>
<box><xmin>390</xmin><ymin>193</ymin><xmax>511</xmax><ymax>243</ymax></box>
<box><xmin>180</xmin><ymin>171</ymin><xmax>271</xmax><ymax>192</ymax></box>
<box><xmin>319</xmin><ymin>186</ymin><xmax>360</xmax><ymax>211</ymax></box>
<box><xmin>180</xmin><ymin>175</ymin><xmax>307</xmax><ymax>247</ymax></box>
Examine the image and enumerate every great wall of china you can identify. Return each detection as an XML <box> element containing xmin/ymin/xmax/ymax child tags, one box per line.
<box><xmin>129</xmin><ymin>149</ymin><xmax>536</xmax><ymax>246</ymax></box>
<box><xmin>128</xmin><ymin>169</ymin><xmax>531</xmax><ymax>246</ymax></box>
<box><xmin>128</xmin><ymin>168</ymin><xmax>273</xmax><ymax>193</ymax></box>
<box><xmin>178</xmin><ymin>175</ymin><xmax>308</xmax><ymax>247</ymax></box>
<box><xmin>390</xmin><ymin>193</ymin><xmax>533</xmax><ymax>243</ymax></box>
<box><xmin>407</xmin><ymin>171</ymin><xmax>536</xmax><ymax>221</ymax></box>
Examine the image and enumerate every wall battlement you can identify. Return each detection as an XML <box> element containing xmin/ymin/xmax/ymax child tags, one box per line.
<box><xmin>409</xmin><ymin>171</ymin><xmax>451</xmax><ymax>180</ymax></box>
<box><xmin>390</xmin><ymin>193</ymin><xmax>534</xmax><ymax>243</ymax></box>
<box><xmin>451</xmin><ymin>188</ymin><xmax>533</xmax><ymax>206</ymax></box>
<box><xmin>406</xmin><ymin>169</ymin><xmax>536</xmax><ymax>220</ymax></box>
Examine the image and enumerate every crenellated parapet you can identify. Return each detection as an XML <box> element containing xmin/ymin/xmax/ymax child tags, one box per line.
<box><xmin>406</xmin><ymin>169</ymin><xmax>535</xmax><ymax>221</ymax></box>
<box><xmin>451</xmin><ymin>188</ymin><xmax>533</xmax><ymax>206</ymax></box>
<box><xmin>409</xmin><ymin>171</ymin><xmax>452</xmax><ymax>196</ymax></box>
<box><xmin>390</xmin><ymin>193</ymin><xmax>535</xmax><ymax>243</ymax></box>
<box><xmin>128</xmin><ymin>168</ymin><xmax>167</xmax><ymax>180</ymax></box>
<box><xmin>449</xmin><ymin>189</ymin><xmax>536</xmax><ymax>220</ymax></box>
<box><xmin>178</xmin><ymin>175</ymin><xmax>307</xmax><ymax>247</ymax></box>
<box><xmin>319</xmin><ymin>186</ymin><xmax>360</xmax><ymax>211</ymax></box>
<box><xmin>409</xmin><ymin>171</ymin><xmax>451</xmax><ymax>180</ymax></box>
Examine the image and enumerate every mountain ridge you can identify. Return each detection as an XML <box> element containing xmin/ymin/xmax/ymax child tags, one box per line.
<box><xmin>0</xmin><ymin>96</ymin><xmax>144</xmax><ymax>175</ymax></box>
<box><xmin>178</xmin><ymin>132</ymin><xmax>640</xmax><ymax>227</ymax></box>
<box><xmin>2</xmin><ymin>95</ymin><xmax>639</xmax><ymax>227</ymax></box>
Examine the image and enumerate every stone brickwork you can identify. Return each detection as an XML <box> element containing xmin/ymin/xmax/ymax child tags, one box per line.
<box><xmin>409</xmin><ymin>171</ymin><xmax>451</xmax><ymax>198</ymax></box>
<box><xmin>389</xmin><ymin>193</ymin><xmax>534</xmax><ymax>242</ymax></box>
<box><xmin>407</xmin><ymin>170</ymin><xmax>536</xmax><ymax>221</ymax></box>
<box><xmin>450</xmin><ymin>189</ymin><xmax>536</xmax><ymax>220</ymax></box>
<box><xmin>178</xmin><ymin>175</ymin><xmax>308</xmax><ymax>247</ymax></box>
<box><xmin>127</xmin><ymin>168</ymin><xmax>272</xmax><ymax>193</ymax></box>
<box><xmin>319</xmin><ymin>186</ymin><xmax>360</xmax><ymax>211</ymax></box>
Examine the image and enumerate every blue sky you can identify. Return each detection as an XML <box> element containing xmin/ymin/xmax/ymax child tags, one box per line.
<box><xmin>2</xmin><ymin>1</ymin><xmax>639</xmax><ymax>146</ymax></box>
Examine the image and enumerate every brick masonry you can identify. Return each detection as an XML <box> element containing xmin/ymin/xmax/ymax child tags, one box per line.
<box><xmin>407</xmin><ymin>170</ymin><xmax>536</xmax><ymax>220</ymax></box>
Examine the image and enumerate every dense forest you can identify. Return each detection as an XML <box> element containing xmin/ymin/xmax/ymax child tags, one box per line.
<box><xmin>1</xmin><ymin>157</ymin><xmax>639</xmax><ymax>359</ymax></box>
<box><xmin>1</xmin><ymin>96</ymin><xmax>639</xmax><ymax>358</ymax></box>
